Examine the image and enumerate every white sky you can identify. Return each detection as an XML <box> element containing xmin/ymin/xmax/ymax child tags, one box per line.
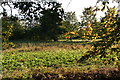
<box><xmin>57</xmin><ymin>0</ymin><xmax>118</xmax><ymax>21</ymax></box>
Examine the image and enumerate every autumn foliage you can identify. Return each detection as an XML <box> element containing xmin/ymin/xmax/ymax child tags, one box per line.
<box><xmin>80</xmin><ymin>3</ymin><xmax>120</xmax><ymax>60</ymax></box>
<box><xmin>64</xmin><ymin>32</ymin><xmax>79</xmax><ymax>40</ymax></box>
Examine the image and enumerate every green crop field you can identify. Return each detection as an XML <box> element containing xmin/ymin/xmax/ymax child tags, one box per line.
<box><xmin>2</xmin><ymin>41</ymin><xmax>120</xmax><ymax>80</ymax></box>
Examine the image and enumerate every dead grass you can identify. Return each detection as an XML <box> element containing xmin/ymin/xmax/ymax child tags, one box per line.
<box><xmin>3</xmin><ymin>43</ymin><xmax>91</xmax><ymax>53</ymax></box>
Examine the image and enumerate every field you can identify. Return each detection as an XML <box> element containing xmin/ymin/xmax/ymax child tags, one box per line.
<box><xmin>1</xmin><ymin>40</ymin><xmax>120</xmax><ymax>80</ymax></box>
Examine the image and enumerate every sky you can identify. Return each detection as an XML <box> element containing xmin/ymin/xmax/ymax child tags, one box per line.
<box><xmin>0</xmin><ymin>0</ymin><xmax>119</xmax><ymax>21</ymax></box>
<box><xmin>57</xmin><ymin>0</ymin><xmax>118</xmax><ymax>21</ymax></box>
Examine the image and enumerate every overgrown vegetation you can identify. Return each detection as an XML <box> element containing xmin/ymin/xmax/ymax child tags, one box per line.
<box><xmin>2</xmin><ymin>43</ymin><xmax>120</xmax><ymax>79</ymax></box>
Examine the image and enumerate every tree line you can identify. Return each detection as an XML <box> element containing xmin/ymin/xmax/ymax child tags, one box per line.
<box><xmin>1</xmin><ymin>1</ymin><xmax>80</xmax><ymax>42</ymax></box>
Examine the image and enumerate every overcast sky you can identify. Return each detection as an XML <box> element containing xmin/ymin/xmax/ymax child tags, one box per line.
<box><xmin>57</xmin><ymin>0</ymin><xmax>118</xmax><ymax>21</ymax></box>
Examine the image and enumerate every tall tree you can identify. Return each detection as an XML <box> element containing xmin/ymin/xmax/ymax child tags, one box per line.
<box><xmin>62</xmin><ymin>12</ymin><xmax>79</xmax><ymax>32</ymax></box>
<box><xmin>39</xmin><ymin>2</ymin><xmax>65</xmax><ymax>41</ymax></box>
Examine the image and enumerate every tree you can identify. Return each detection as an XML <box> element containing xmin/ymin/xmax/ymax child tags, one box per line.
<box><xmin>12</xmin><ymin>1</ymin><xmax>65</xmax><ymax>41</ymax></box>
<box><xmin>61</xmin><ymin>12</ymin><xmax>80</xmax><ymax>40</ymax></box>
<box><xmin>9</xmin><ymin>20</ymin><xmax>26</xmax><ymax>40</ymax></box>
<box><xmin>79</xmin><ymin>2</ymin><xmax>120</xmax><ymax>61</ymax></box>
<box><xmin>80</xmin><ymin>6</ymin><xmax>98</xmax><ymax>40</ymax></box>
<box><xmin>1</xmin><ymin>1</ymin><xmax>65</xmax><ymax>41</ymax></box>
<box><xmin>62</xmin><ymin>12</ymin><xmax>79</xmax><ymax>32</ymax></box>
<box><xmin>2</xmin><ymin>16</ymin><xmax>17</xmax><ymax>49</ymax></box>
<box><xmin>39</xmin><ymin>2</ymin><xmax>65</xmax><ymax>41</ymax></box>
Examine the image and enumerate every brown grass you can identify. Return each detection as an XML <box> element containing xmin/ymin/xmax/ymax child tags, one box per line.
<box><xmin>3</xmin><ymin>44</ymin><xmax>91</xmax><ymax>53</ymax></box>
